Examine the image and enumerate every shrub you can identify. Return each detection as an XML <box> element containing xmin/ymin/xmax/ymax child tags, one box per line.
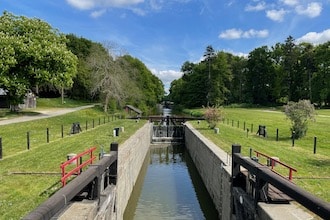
<box><xmin>284</xmin><ymin>100</ymin><xmax>315</xmax><ymax>139</ymax></box>
<box><xmin>203</xmin><ymin>106</ymin><xmax>224</xmax><ymax>129</ymax></box>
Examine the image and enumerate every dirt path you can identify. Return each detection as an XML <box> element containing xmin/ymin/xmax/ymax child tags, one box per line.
<box><xmin>0</xmin><ymin>105</ymin><xmax>95</xmax><ymax>126</ymax></box>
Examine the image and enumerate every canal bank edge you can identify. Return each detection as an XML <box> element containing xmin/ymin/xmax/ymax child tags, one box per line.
<box><xmin>116</xmin><ymin>122</ymin><xmax>152</xmax><ymax>220</ymax></box>
<box><xmin>184</xmin><ymin>122</ymin><xmax>314</xmax><ymax>220</ymax></box>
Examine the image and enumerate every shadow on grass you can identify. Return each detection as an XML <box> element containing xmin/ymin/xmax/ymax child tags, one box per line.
<box><xmin>0</xmin><ymin>110</ymin><xmax>42</xmax><ymax>119</ymax></box>
<box><xmin>306</xmin><ymin>158</ymin><xmax>330</xmax><ymax>168</ymax></box>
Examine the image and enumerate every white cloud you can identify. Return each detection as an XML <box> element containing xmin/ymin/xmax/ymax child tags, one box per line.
<box><xmin>297</xmin><ymin>29</ymin><xmax>330</xmax><ymax>45</ymax></box>
<box><xmin>66</xmin><ymin>0</ymin><xmax>144</xmax><ymax>10</ymax></box>
<box><xmin>266</xmin><ymin>9</ymin><xmax>286</xmax><ymax>22</ymax></box>
<box><xmin>295</xmin><ymin>2</ymin><xmax>322</xmax><ymax>18</ymax></box>
<box><xmin>90</xmin><ymin>9</ymin><xmax>107</xmax><ymax>18</ymax></box>
<box><xmin>280</xmin><ymin>0</ymin><xmax>299</xmax><ymax>6</ymax></box>
<box><xmin>245</xmin><ymin>1</ymin><xmax>266</xmax><ymax>12</ymax></box>
<box><xmin>219</xmin><ymin>28</ymin><xmax>269</xmax><ymax>39</ymax></box>
<box><xmin>151</xmin><ymin>69</ymin><xmax>183</xmax><ymax>93</ymax></box>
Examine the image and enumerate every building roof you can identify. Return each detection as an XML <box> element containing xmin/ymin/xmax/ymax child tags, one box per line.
<box><xmin>124</xmin><ymin>105</ymin><xmax>142</xmax><ymax>114</ymax></box>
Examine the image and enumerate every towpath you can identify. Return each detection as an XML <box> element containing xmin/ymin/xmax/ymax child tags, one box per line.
<box><xmin>0</xmin><ymin>105</ymin><xmax>95</xmax><ymax>126</ymax></box>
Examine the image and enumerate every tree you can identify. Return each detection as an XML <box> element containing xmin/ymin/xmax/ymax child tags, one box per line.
<box><xmin>246</xmin><ymin>46</ymin><xmax>276</xmax><ymax>105</ymax></box>
<box><xmin>284</xmin><ymin>100</ymin><xmax>315</xmax><ymax>139</ymax></box>
<box><xmin>0</xmin><ymin>12</ymin><xmax>77</xmax><ymax>110</ymax></box>
<box><xmin>203</xmin><ymin>45</ymin><xmax>216</xmax><ymax>106</ymax></box>
<box><xmin>88</xmin><ymin>44</ymin><xmax>126</xmax><ymax>113</ymax></box>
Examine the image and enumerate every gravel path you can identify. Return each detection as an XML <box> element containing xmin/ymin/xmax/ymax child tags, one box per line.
<box><xmin>0</xmin><ymin>105</ymin><xmax>95</xmax><ymax>126</ymax></box>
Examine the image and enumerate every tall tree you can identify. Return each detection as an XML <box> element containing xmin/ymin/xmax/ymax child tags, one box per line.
<box><xmin>0</xmin><ymin>12</ymin><xmax>77</xmax><ymax>110</ymax></box>
<box><xmin>203</xmin><ymin>45</ymin><xmax>216</xmax><ymax>106</ymax></box>
<box><xmin>246</xmin><ymin>46</ymin><xmax>276</xmax><ymax>105</ymax></box>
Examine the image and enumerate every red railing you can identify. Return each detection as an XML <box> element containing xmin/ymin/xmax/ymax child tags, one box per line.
<box><xmin>60</xmin><ymin>147</ymin><xmax>97</xmax><ymax>186</ymax></box>
<box><xmin>254</xmin><ymin>150</ymin><xmax>297</xmax><ymax>181</ymax></box>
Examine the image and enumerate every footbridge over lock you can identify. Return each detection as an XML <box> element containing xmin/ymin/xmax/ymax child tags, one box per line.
<box><xmin>23</xmin><ymin>120</ymin><xmax>329</xmax><ymax>220</ymax></box>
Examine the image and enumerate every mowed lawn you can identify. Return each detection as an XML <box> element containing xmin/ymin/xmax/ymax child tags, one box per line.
<box><xmin>0</xmin><ymin>107</ymin><xmax>144</xmax><ymax>219</ymax></box>
<box><xmin>189</xmin><ymin>108</ymin><xmax>330</xmax><ymax>203</ymax></box>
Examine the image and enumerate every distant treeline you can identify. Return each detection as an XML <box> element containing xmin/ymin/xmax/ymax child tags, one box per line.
<box><xmin>168</xmin><ymin>36</ymin><xmax>330</xmax><ymax>108</ymax></box>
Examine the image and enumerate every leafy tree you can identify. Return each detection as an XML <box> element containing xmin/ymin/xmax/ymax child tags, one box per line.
<box><xmin>246</xmin><ymin>46</ymin><xmax>276</xmax><ymax>105</ymax></box>
<box><xmin>284</xmin><ymin>100</ymin><xmax>315</xmax><ymax>139</ymax></box>
<box><xmin>65</xmin><ymin>34</ymin><xmax>94</xmax><ymax>100</ymax></box>
<box><xmin>313</xmin><ymin>42</ymin><xmax>330</xmax><ymax>106</ymax></box>
<box><xmin>0</xmin><ymin>12</ymin><xmax>77</xmax><ymax>110</ymax></box>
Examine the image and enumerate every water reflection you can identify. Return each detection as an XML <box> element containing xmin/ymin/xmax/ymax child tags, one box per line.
<box><xmin>124</xmin><ymin>145</ymin><xmax>218</xmax><ymax>220</ymax></box>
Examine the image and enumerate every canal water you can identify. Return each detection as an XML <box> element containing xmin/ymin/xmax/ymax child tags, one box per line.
<box><xmin>123</xmin><ymin>144</ymin><xmax>219</xmax><ymax>220</ymax></box>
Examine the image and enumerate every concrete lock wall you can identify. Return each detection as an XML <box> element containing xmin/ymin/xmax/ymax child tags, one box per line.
<box><xmin>116</xmin><ymin>122</ymin><xmax>152</xmax><ymax>220</ymax></box>
<box><xmin>184</xmin><ymin>123</ymin><xmax>315</xmax><ymax>220</ymax></box>
<box><xmin>185</xmin><ymin>122</ymin><xmax>232</xmax><ymax>220</ymax></box>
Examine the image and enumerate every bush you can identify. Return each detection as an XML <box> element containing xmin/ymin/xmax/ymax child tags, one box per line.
<box><xmin>203</xmin><ymin>106</ymin><xmax>224</xmax><ymax>129</ymax></box>
<box><xmin>284</xmin><ymin>100</ymin><xmax>315</xmax><ymax>139</ymax></box>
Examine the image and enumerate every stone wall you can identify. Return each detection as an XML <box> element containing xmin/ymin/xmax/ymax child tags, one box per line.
<box><xmin>185</xmin><ymin>123</ymin><xmax>232</xmax><ymax>220</ymax></box>
<box><xmin>116</xmin><ymin>122</ymin><xmax>151</xmax><ymax>220</ymax></box>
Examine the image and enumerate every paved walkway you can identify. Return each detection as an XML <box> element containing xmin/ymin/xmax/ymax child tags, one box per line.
<box><xmin>0</xmin><ymin>105</ymin><xmax>95</xmax><ymax>125</ymax></box>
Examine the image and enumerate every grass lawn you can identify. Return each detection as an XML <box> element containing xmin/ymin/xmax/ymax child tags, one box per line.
<box><xmin>0</xmin><ymin>103</ymin><xmax>144</xmax><ymax>219</ymax></box>
<box><xmin>189</xmin><ymin>107</ymin><xmax>330</xmax><ymax>203</ymax></box>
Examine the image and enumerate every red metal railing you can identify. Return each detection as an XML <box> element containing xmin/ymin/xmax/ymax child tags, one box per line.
<box><xmin>60</xmin><ymin>147</ymin><xmax>97</xmax><ymax>186</ymax></box>
<box><xmin>254</xmin><ymin>150</ymin><xmax>297</xmax><ymax>181</ymax></box>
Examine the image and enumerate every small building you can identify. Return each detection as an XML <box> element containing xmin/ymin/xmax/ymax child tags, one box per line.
<box><xmin>124</xmin><ymin>105</ymin><xmax>142</xmax><ymax>116</ymax></box>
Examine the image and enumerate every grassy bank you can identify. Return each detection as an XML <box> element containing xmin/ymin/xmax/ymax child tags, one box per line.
<box><xmin>189</xmin><ymin>107</ymin><xmax>330</xmax><ymax>203</ymax></box>
<box><xmin>0</xmin><ymin>105</ymin><xmax>144</xmax><ymax>219</ymax></box>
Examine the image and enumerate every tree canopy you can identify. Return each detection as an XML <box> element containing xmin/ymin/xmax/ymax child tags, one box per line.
<box><xmin>0</xmin><ymin>12</ymin><xmax>78</xmax><ymax>110</ymax></box>
<box><xmin>169</xmin><ymin>37</ymin><xmax>330</xmax><ymax>108</ymax></box>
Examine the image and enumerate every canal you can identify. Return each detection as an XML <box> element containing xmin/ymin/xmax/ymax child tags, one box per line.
<box><xmin>123</xmin><ymin>144</ymin><xmax>219</xmax><ymax>220</ymax></box>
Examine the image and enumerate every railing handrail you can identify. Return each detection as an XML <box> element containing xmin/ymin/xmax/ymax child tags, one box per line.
<box><xmin>60</xmin><ymin>147</ymin><xmax>97</xmax><ymax>186</ymax></box>
<box><xmin>254</xmin><ymin>150</ymin><xmax>297</xmax><ymax>181</ymax></box>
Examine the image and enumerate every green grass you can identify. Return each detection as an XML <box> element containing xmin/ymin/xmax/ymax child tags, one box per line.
<box><xmin>0</xmin><ymin>106</ymin><xmax>144</xmax><ymax>219</ymax></box>
<box><xmin>189</xmin><ymin>107</ymin><xmax>330</xmax><ymax>203</ymax></box>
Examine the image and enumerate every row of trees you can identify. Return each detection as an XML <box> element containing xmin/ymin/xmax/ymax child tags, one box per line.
<box><xmin>169</xmin><ymin>37</ymin><xmax>330</xmax><ymax>108</ymax></box>
<box><xmin>0</xmin><ymin>12</ymin><xmax>164</xmax><ymax>113</ymax></box>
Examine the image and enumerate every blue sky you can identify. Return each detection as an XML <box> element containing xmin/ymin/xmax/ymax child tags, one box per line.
<box><xmin>1</xmin><ymin>0</ymin><xmax>329</xmax><ymax>92</ymax></box>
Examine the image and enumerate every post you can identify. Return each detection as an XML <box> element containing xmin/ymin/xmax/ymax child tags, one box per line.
<box><xmin>86</xmin><ymin>120</ymin><xmax>88</xmax><ymax>131</ymax></box>
<box><xmin>99</xmin><ymin>118</ymin><xmax>100</xmax><ymax>125</ymax></box>
<box><xmin>249</xmin><ymin>147</ymin><xmax>252</xmax><ymax>158</ymax></box>
<box><xmin>0</xmin><ymin>137</ymin><xmax>2</xmax><ymax>160</ymax></box>
<box><xmin>27</xmin><ymin>132</ymin><xmax>30</xmax><ymax>150</ymax></box>
<box><xmin>110</xmin><ymin>142</ymin><xmax>118</xmax><ymax>152</ymax></box>
<box><xmin>251</xmin><ymin>124</ymin><xmax>253</xmax><ymax>133</ymax></box>
<box><xmin>61</xmin><ymin>125</ymin><xmax>64</xmax><ymax>138</ymax></box>
<box><xmin>104</xmin><ymin>117</ymin><xmax>105</xmax><ymax>124</ymax></box>
<box><xmin>314</xmin><ymin>136</ymin><xmax>317</xmax><ymax>154</ymax></box>
<box><xmin>46</xmin><ymin>128</ymin><xmax>49</xmax><ymax>143</ymax></box>
<box><xmin>93</xmin><ymin>119</ymin><xmax>94</xmax><ymax>128</ymax></box>
<box><xmin>276</xmin><ymin>128</ymin><xmax>279</xmax><ymax>141</ymax></box>
<box><xmin>231</xmin><ymin>144</ymin><xmax>241</xmax><ymax>179</ymax></box>
<box><xmin>243</xmin><ymin>121</ymin><xmax>246</xmax><ymax>130</ymax></box>
<box><xmin>247</xmin><ymin>128</ymin><xmax>249</xmax><ymax>138</ymax></box>
<box><xmin>292</xmin><ymin>131</ymin><xmax>295</xmax><ymax>147</ymax></box>
<box><xmin>232</xmin><ymin>120</ymin><xmax>234</xmax><ymax>127</ymax></box>
<box><xmin>237</xmin><ymin>120</ymin><xmax>239</xmax><ymax>128</ymax></box>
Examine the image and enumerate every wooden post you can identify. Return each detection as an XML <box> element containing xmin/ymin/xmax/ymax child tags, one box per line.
<box><xmin>314</xmin><ymin>136</ymin><xmax>317</xmax><ymax>154</ymax></box>
<box><xmin>46</xmin><ymin>128</ymin><xmax>49</xmax><ymax>143</ymax></box>
<box><xmin>27</xmin><ymin>132</ymin><xmax>30</xmax><ymax>150</ymax></box>
<box><xmin>0</xmin><ymin>137</ymin><xmax>2</xmax><ymax>160</ymax></box>
<box><xmin>61</xmin><ymin>125</ymin><xmax>64</xmax><ymax>138</ymax></box>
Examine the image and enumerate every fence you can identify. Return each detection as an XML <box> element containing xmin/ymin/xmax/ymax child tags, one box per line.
<box><xmin>0</xmin><ymin>114</ymin><xmax>122</xmax><ymax>159</ymax></box>
<box><xmin>60</xmin><ymin>147</ymin><xmax>97</xmax><ymax>186</ymax></box>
